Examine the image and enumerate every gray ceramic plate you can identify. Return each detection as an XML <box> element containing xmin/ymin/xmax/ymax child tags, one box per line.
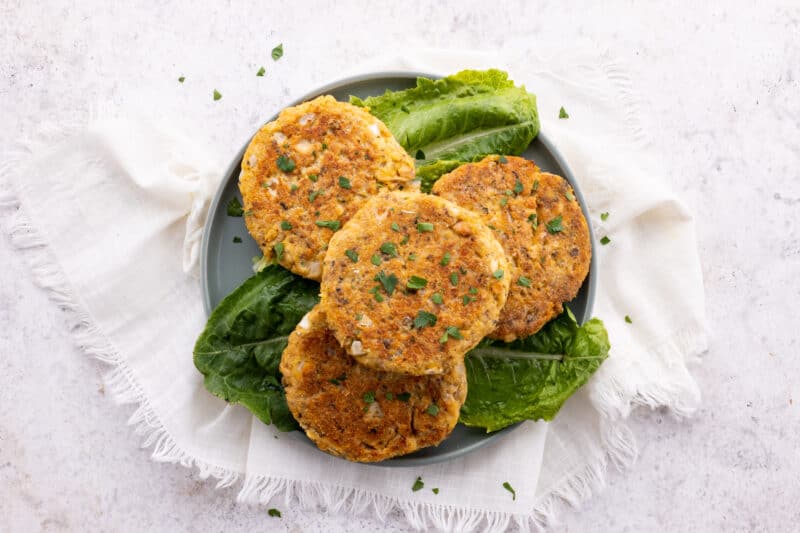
<box><xmin>200</xmin><ymin>72</ymin><xmax>597</xmax><ymax>467</ymax></box>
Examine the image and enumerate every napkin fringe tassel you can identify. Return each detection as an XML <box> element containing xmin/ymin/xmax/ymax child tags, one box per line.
<box><xmin>238</xmin><ymin>473</ymin><xmax>543</xmax><ymax>531</ymax></box>
<box><xmin>531</xmin><ymin>326</ymin><xmax>706</xmax><ymax>530</ymax></box>
<box><xmin>0</xmin><ymin>154</ymin><xmax>241</xmax><ymax>490</ymax></box>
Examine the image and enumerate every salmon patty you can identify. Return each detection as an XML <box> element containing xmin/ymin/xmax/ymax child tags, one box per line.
<box><xmin>280</xmin><ymin>307</ymin><xmax>467</xmax><ymax>462</ymax></box>
<box><xmin>432</xmin><ymin>155</ymin><xmax>591</xmax><ymax>341</ymax></box>
<box><xmin>320</xmin><ymin>191</ymin><xmax>510</xmax><ymax>376</ymax></box>
<box><xmin>239</xmin><ymin>95</ymin><xmax>416</xmax><ymax>280</ymax></box>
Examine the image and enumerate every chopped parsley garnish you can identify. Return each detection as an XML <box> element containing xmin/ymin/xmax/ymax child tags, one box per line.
<box><xmin>440</xmin><ymin>253</ymin><xmax>451</xmax><ymax>266</ymax></box>
<box><xmin>469</xmin><ymin>287</ymin><xmax>478</xmax><ymax>294</ymax></box>
<box><xmin>408</xmin><ymin>253</ymin><xmax>417</xmax><ymax>261</ymax></box>
<box><xmin>417</xmin><ymin>222</ymin><xmax>434</xmax><ymax>232</ymax></box>
<box><xmin>413</xmin><ymin>310</ymin><xmax>437</xmax><ymax>329</ymax></box>
<box><xmin>345</xmin><ymin>249</ymin><xmax>359</xmax><ymax>262</ymax></box>
<box><xmin>276</xmin><ymin>155</ymin><xmax>295</xmax><ymax>173</ymax></box>
<box><xmin>462</xmin><ymin>295</ymin><xmax>473</xmax><ymax>305</ymax></box>
<box><xmin>262</xmin><ymin>181</ymin><xmax>271</xmax><ymax>188</ymax></box>
<box><xmin>280</xmin><ymin>220</ymin><xmax>292</xmax><ymax>230</ymax></box>
<box><xmin>321</xmin><ymin>142</ymin><xmax>328</xmax><ymax>150</ymax></box>
<box><xmin>308</xmin><ymin>189</ymin><xmax>323</xmax><ymax>202</ymax></box>
<box><xmin>426</xmin><ymin>403</ymin><xmax>440</xmax><ymax>416</ymax></box>
<box><xmin>400</xmin><ymin>235</ymin><xmax>409</xmax><ymax>245</ymax></box>
<box><xmin>566</xmin><ymin>191</ymin><xmax>575</xmax><ymax>201</ymax></box>
<box><xmin>363</xmin><ymin>391</ymin><xmax>375</xmax><ymax>404</ymax></box>
<box><xmin>273</xmin><ymin>242</ymin><xmax>284</xmax><ymax>260</ymax></box>
<box><xmin>432</xmin><ymin>488</ymin><xmax>439</xmax><ymax>495</ymax></box>
<box><xmin>498</xmin><ymin>155</ymin><xmax>508</xmax><ymax>164</ymax></box>
<box><xmin>385</xmin><ymin>392</ymin><xmax>394</xmax><ymax>400</ymax></box>
<box><xmin>546</xmin><ymin>215</ymin><xmax>563</xmax><ymax>234</ymax></box>
<box><xmin>268</xmin><ymin>508</ymin><xmax>281</xmax><ymax>518</ymax></box>
<box><xmin>371</xmin><ymin>254</ymin><xmax>382</xmax><ymax>266</ymax></box>
<box><xmin>226</xmin><ymin>197</ymin><xmax>244</xmax><ymax>217</ymax></box>
<box><xmin>500</xmin><ymin>197</ymin><xmax>508</xmax><ymax>207</ymax></box>
<box><xmin>315</xmin><ymin>220</ymin><xmax>340</xmax><ymax>231</ymax></box>
<box><xmin>533</xmin><ymin>179</ymin><xmax>540</xmax><ymax>192</ymax></box>
<box><xmin>397</xmin><ymin>392</ymin><xmax>411</xmax><ymax>402</ymax></box>
<box><xmin>369</xmin><ymin>286</ymin><xmax>384</xmax><ymax>302</ymax></box>
<box><xmin>493</xmin><ymin>269</ymin><xmax>504</xmax><ymax>279</ymax></box>
<box><xmin>439</xmin><ymin>326</ymin><xmax>462</xmax><ymax>344</ymax></box>
<box><xmin>178</xmin><ymin>76</ymin><xmax>185</xmax><ymax>83</ymax></box>
<box><xmin>271</xmin><ymin>43</ymin><xmax>284</xmax><ymax>61</ymax></box>
<box><xmin>232</xmin><ymin>236</ymin><xmax>242</xmax><ymax>243</ymax></box>
<box><xmin>290</xmin><ymin>184</ymin><xmax>298</xmax><ymax>191</ymax></box>
<box><xmin>513</xmin><ymin>178</ymin><xmax>524</xmax><ymax>195</ymax></box>
<box><xmin>407</xmin><ymin>276</ymin><xmax>428</xmax><ymax>290</ymax></box>
<box><xmin>374</xmin><ymin>270</ymin><xmax>399</xmax><ymax>295</ymax></box>
<box><xmin>559</xmin><ymin>106</ymin><xmax>569</xmax><ymax>119</ymax></box>
<box><xmin>391</xmin><ymin>222</ymin><xmax>401</xmax><ymax>232</ymax></box>
<box><xmin>308</xmin><ymin>174</ymin><xmax>319</xmax><ymax>182</ymax></box>
<box><xmin>601</xmin><ymin>212</ymin><xmax>610</xmax><ymax>221</ymax></box>
<box><xmin>355</xmin><ymin>313</ymin><xmax>363</xmax><ymax>321</ymax></box>
<box><xmin>487</xmin><ymin>224</ymin><xmax>497</xmax><ymax>230</ymax></box>
<box><xmin>450</xmin><ymin>272</ymin><xmax>459</xmax><ymax>286</ymax></box>
<box><xmin>412</xmin><ymin>476</ymin><xmax>424</xmax><ymax>492</ymax></box>
<box><xmin>415</xmin><ymin>149</ymin><xmax>426</xmax><ymax>160</ymax></box>
<box><xmin>213</xmin><ymin>89</ymin><xmax>222</xmax><ymax>101</ymax></box>
<box><xmin>625</xmin><ymin>315</ymin><xmax>633</xmax><ymax>324</ymax></box>
<box><xmin>338</xmin><ymin>176</ymin><xmax>351</xmax><ymax>189</ymax></box>
<box><xmin>528</xmin><ymin>212</ymin><xmax>539</xmax><ymax>229</ymax></box>
<box><xmin>380</xmin><ymin>242</ymin><xmax>399</xmax><ymax>257</ymax></box>
<box><xmin>328</xmin><ymin>378</ymin><xmax>341</xmax><ymax>385</ymax></box>
<box><xmin>517</xmin><ymin>276</ymin><xmax>532</xmax><ymax>287</ymax></box>
<box><xmin>503</xmin><ymin>481</ymin><xmax>516</xmax><ymax>500</ymax></box>
<box><xmin>256</xmin><ymin>66</ymin><xmax>265</xmax><ymax>77</ymax></box>
<box><xmin>600</xmin><ymin>235</ymin><xmax>611</xmax><ymax>245</ymax></box>
<box><xmin>431</xmin><ymin>293</ymin><xmax>443</xmax><ymax>305</ymax></box>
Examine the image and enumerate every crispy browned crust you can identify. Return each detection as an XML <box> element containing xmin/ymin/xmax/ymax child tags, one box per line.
<box><xmin>239</xmin><ymin>95</ymin><xmax>416</xmax><ymax>280</ymax></box>
<box><xmin>432</xmin><ymin>156</ymin><xmax>591</xmax><ymax>341</ymax></box>
<box><xmin>320</xmin><ymin>191</ymin><xmax>510</xmax><ymax>376</ymax></box>
<box><xmin>280</xmin><ymin>307</ymin><xmax>466</xmax><ymax>463</ymax></box>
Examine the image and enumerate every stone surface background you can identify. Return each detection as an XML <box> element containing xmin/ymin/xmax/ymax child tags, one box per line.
<box><xmin>2</xmin><ymin>1</ymin><xmax>799</xmax><ymax>531</ymax></box>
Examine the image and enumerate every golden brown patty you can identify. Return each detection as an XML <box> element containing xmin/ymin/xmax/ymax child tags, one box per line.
<box><xmin>239</xmin><ymin>95</ymin><xmax>416</xmax><ymax>280</ymax></box>
<box><xmin>280</xmin><ymin>307</ymin><xmax>467</xmax><ymax>463</ymax></box>
<box><xmin>321</xmin><ymin>191</ymin><xmax>510</xmax><ymax>376</ymax></box>
<box><xmin>432</xmin><ymin>156</ymin><xmax>591</xmax><ymax>341</ymax></box>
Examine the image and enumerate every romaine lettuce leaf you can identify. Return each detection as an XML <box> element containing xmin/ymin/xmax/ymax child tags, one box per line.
<box><xmin>351</xmin><ymin>69</ymin><xmax>539</xmax><ymax>189</ymax></box>
<box><xmin>460</xmin><ymin>308</ymin><xmax>609</xmax><ymax>432</ymax></box>
<box><xmin>193</xmin><ymin>265</ymin><xmax>319</xmax><ymax>431</ymax></box>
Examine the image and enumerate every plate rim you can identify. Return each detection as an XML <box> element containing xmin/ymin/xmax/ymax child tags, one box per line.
<box><xmin>199</xmin><ymin>71</ymin><xmax>597</xmax><ymax>467</ymax></box>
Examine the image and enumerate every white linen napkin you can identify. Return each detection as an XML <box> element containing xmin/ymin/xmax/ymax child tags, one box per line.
<box><xmin>0</xmin><ymin>48</ymin><xmax>707</xmax><ymax>531</ymax></box>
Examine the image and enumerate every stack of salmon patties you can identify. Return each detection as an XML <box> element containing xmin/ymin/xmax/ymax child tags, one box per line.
<box><xmin>241</xmin><ymin>97</ymin><xmax>591</xmax><ymax>462</ymax></box>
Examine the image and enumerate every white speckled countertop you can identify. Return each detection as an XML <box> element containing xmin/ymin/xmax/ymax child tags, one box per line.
<box><xmin>2</xmin><ymin>1</ymin><xmax>799</xmax><ymax>531</ymax></box>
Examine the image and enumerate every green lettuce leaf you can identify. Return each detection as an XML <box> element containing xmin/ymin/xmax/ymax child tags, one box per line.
<box><xmin>193</xmin><ymin>265</ymin><xmax>319</xmax><ymax>431</ymax></box>
<box><xmin>459</xmin><ymin>308</ymin><xmax>610</xmax><ymax>432</ymax></box>
<box><xmin>351</xmin><ymin>69</ymin><xmax>539</xmax><ymax>189</ymax></box>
